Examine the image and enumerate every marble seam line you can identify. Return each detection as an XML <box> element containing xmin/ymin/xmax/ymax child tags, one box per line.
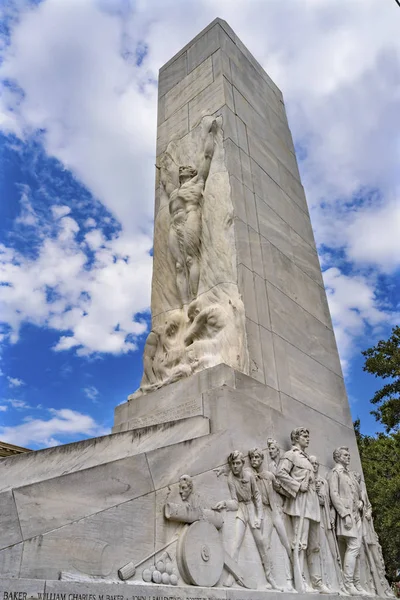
<box><xmin>232</xmin><ymin>135</ymin><xmax>310</xmax><ymax>227</ymax></box>
<box><xmin>159</xmin><ymin>20</ymin><xmax>282</xmax><ymax>103</ymax></box>
<box><xmin>13</xmin><ymin>488</ymin><xmax>156</xmax><ymax>543</ymax></box>
<box><xmin>242</xmin><ymin>291</ymin><xmax>339</xmax><ymax>377</ymax></box>
<box><xmin>11</xmin><ymin>487</ymin><xmax>24</xmax><ymax>543</ymax></box>
<box><xmin>237</xmin><ymin>259</ymin><xmax>331</xmax><ymax>334</ymax></box>
<box><xmin>229</xmin><ymin>68</ymin><xmax>290</xmax><ymax>149</ymax></box>
<box><xmin>277</xmin><ymin>389</ymin><xmax>354</xmax><ymax>432</ymax></box>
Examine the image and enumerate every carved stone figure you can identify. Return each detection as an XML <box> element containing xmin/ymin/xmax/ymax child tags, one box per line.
<box><xmin>214</xmin><ymin>450</ymin><xmax>281</xmax><ymax>590</ymax></box>
<box><xmin>267</xmin><ymin>438</ymin><xmax>281</xmax><ymax>474</ymax></box>
<box><xmin>276</xmin><ymin>427</ymin><xmax>330</xmax><ymax>594</ymax></box>
<box><xmin>165</xmin><ymin>474</ymin><xmax>223</xmax><ymax>530</ymax></box>
<box><xmin>161</xmin><ymin>120</ymin><xmax>218</xmax><ymax>305</ymax></box>
<box><xmin>310</xmin><ymin>455</ymin><xmax>347</xmax><ymax>595</ymax></box>
<box><xmin>327</xmin><ymin>447</ymin><xmax>366</xmax><ymax>596</ymax></box>
<box><xmin>353</xmin><ymin>472</ymin><xmax>394</xmax><ymax>598</ymax></box>
<box><xmin>248</xmin><ymin>448</ymin><xmax>295</xmax><ymax>591</ymax></box>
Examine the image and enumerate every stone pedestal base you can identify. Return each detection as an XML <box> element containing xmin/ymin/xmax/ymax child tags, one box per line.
<box><xmin>1</xmin><ymin>364</ymin><xmax>366</xmax><ymax>592</ymax></box>
<box><xmin>0</xmin><ymin>578</ymin><xmax>390</xmax><ymax>600</ymax></box>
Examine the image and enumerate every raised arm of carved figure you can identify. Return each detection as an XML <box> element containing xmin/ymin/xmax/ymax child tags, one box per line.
<box><xmin>197</xmin><ymin>119</ymin><xmax>218</xmax><ymax>184</ymax></box>
<box><xmin>159</xmin><ymin>152</ymin><xmax>177</xmax><ymax>198</ymax></box>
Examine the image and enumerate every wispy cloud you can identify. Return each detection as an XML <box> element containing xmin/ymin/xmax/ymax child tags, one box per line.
<box><xmin>83</xmin><ymin>385</ymin><xmax>99</xmax><ymax>402</ymax></box>
<box><xmin>3</xmin><ymin>398</ymin><xmax>30</xmax><ymax>409</ymax></box>
<box><xmin>0</xmin><ymin>407</ymin><xmax>109</xmax><ymax>448</ymax></box>
<box><xmin>7</xmin><ymin>376</ymin><xmax>25</xmax><ymax>388</ymax></box>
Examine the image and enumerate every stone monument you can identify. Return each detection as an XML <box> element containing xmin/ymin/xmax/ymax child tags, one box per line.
<box><xmin>0</xmin><ymin>18</ymin><xmax>393</xmax><ymax>600</ymax></box>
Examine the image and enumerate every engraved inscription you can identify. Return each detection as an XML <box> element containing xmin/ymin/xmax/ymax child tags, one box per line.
<box><xmin>130</xmin><ymin>398</ymin><xmax>201</xmax><ymax>429</ymax></box>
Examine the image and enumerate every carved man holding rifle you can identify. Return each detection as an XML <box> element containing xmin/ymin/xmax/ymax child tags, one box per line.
<box><xmin>276</xmin><ymin>427</ymin><xmax>330</xmax><ymax>594</ymax></box>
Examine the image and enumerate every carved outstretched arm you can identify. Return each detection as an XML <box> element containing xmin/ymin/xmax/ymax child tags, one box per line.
<box><xmin>197</xmin><ymin>119</ymin><xmax>217</xmax><ymax>184</ymax></box>
<box><xmin>159</xmin><ymin>153</ymin><xmax>177</xmax><ymax>198</ymax></box>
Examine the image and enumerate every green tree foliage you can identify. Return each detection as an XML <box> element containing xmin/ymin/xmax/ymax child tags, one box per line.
<box><xmin>354</xmin><ymin>421</ymin><xmax>400</xmax><ymax>582</ymax></box>
<box><xmin>362</xmin><ymin>326</ymin><xmax>400</xmax><ymax>432</ymax></box>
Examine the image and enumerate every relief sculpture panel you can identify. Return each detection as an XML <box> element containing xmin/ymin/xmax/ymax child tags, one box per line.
<box><xmin>116</xmin><ymin>429</ymin><xmax>394</xmax><ymax>596</ymax></box>
<box><xmin>135</xmin><ymin>115</ymin><xmax>248</xmax><ymax>397</ymax></box>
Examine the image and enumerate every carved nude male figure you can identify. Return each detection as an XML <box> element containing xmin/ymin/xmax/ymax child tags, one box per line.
<box><xmin>161</xmin><ymin>120</ymin><xmax>218</xmax><ymax>305</ymax></box>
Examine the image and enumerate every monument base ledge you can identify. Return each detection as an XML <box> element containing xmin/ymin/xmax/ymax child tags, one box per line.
<box><xmin>0</xmin><ymin>578</ymin><xmax>389</xmax><ymax>600</ymax></box>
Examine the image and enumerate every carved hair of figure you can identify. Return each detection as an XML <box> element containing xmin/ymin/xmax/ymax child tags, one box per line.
<box><xmin>290</xmin><ymin>426</ymin><xmax>310</xmax><ymax>444</ymax></box>
<box><xmin>228</xmin><ymin>450</ymin><xmax>245</xmax><ymax>466</ymax></box>
<box><xmin>332</xmin><ymin>446</ymin><xmax>349</xmax><ymax>464</ymax></box>
<box><xmin>178</xmin><ymin>165</ymin><xmax>197</xmax><ymax>182</ymax></box>
<box><xmin>179</xmin><ymin>474</ymin><xmax>194</xmax><ymax>501</ymax></box>
<box><xmin>248</xmin><ymin>448</ymin><xmax>265</xmax><ymax>461</ymax></box>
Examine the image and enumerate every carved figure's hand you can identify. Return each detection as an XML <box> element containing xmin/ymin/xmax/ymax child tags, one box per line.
<box><xmin>213</xmin><ymin>466</ymin><xmax>226</xmax><ymax>478</ymax></box>
<box><xmin>213</xmin><ymin>501</ymin><xmax>226</xmax><ymax>511</ymax></box>
<box><xmin>300</xmin><ymin>479</ymin><xmax>309</xmax><ymax>493</ymax></box>
<box><xmin>330</xmin><ymin>516</ymin><xmax>336</xmax><ymax>528</ymax></box>
<box><xmin>365</xmin><ymin>510</ymin><xmax>372</xmax><ymax>521</ymax></box>
<box><xmin>344</xmin><ymin>515</ymin><xmax>352</xmax><ymax>530</ymax></box>
<box><xmin>253</xmin><ymin>518</ymin><xmax>261</xmax><ymax>529</ymax></box>
<box><xmin>209</xmin><ymin>119</ymin><xmax>218</xmax><ymax>134</ymax></box>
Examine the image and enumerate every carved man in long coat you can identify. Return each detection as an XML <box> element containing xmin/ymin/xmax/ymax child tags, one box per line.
<box><xmin>327</xmin><ymin>447</ymin><xmax>365</xmax><ymax>596</ymax></box>
<box><xmin>276</xmin><ymin>427</ymin><xmax>330</xmax><ymax>594</ymax></box>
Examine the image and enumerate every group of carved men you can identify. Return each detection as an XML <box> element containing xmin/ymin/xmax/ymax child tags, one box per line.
<box><xmin>177</xmin><ymin>427</ymin><xmax>393</xmax><ymax>596</ymax></box>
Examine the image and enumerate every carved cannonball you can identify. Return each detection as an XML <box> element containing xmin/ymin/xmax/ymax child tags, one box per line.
<box><xmin>149</xmin><ymin>564</ymin><xmax>156</xmax><ymax>572</ymax></box>
<box><xmin>142</xmin><ymin>568</ymin><xmax>152</xmax><ymax>582</ymax></box>
<box><xmin>152</xmin><ymin>570</ymin><xmax>162</xmax><ymax>584</ymax></box>
<box><xmin>170</xmin><ymin>574</ymin><xmax>178</xmax><ymax>586</ymax></box>
<box><xmin>156</xmin><ymin>560</ymin><xmax>165</xmax><ymax>573</ymax></box>
<box><xmin>161</xmin><ymin>572</ymin><xmax>170</xmax><ymax>585</ymax></box>
<box><xmin>172</xmin><ymin>567</ymin><xmax>178</xmax><ymax>576</ymax></box>
<box><xmin>165</xmin><ymin>561</ymin><xmax>173</xmax><ymax>575</ymax></box>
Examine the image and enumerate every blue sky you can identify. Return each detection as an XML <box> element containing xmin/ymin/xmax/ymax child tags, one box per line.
<box><xmin>0</xmin><ymin>0</ymin><xmax>399</xmax><ymax>449</ymax></box>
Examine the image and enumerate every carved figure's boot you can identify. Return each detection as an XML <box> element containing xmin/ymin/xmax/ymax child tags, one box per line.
<box><xmin>261</xmin><ymin>553</ymin><xmax>284</xmax><ymax>592</ymax></box>
<box><xmin>308</xmin><ymin>551</ymin><xmax>330</xmax><ymax>594</ymax></box>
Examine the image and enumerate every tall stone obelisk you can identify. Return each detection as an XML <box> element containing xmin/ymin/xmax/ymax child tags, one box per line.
<box><xmin>114</xmin><ymin>18</ymin><xmax>353</xmax><ymax>462</ymax></box>
<box><xmin>0</xmin><ymin>19</ymin><xmax>392</xmax><ymax>599</ymax></box>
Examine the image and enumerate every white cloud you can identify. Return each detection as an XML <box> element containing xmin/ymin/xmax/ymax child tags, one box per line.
<box><xmin>345</xmin><ymin>196</ymin><xmax>400</xmax><ymax>272</ymax></box>
<box><xmin>0</xmin><ymin>407</ymin><xmax>109</xmax><ymax>447</ymax></box>
<box><xmin>3</xmin><ymin>398</ymin><xmax>30</xmax><ymax>409</ymax></box>
<box><xmin>0</xmin><ymin>208</ymin><xmax>152</xmax><ymax>355</ymax></box>
<box><xmin>7</xmin><ymin>376</ymin><xmax>25</xmax><ymax>387</ymax></box>
<box><xmin>83</xmin><ymin>385</ymin><xmax>99</xmax><ymax>402</ymax></box>
<box><xmin>323</xmin><ymin>267</ymin><xmax>398</xmax><ymax>372</ymax></box>
<box><xmin>0</xmin><ymin>405</ymin><xmax>8</xmax><ymax>412</ymax></box>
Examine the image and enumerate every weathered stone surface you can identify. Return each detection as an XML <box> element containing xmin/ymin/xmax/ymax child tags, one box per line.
<box><xmin>14</xmin><ymin>453</ymin><xmax>153</xmax><ymax>540</ymax></box>
<box><xmin>187</xmin><ymin>24</ymin><xmax>220</xmax><ymax>73</ymax></box>
<box><xmin>165</xmin><ymin>57</ymin><xmax>213</xmax><ymax>120</ymax></box>
<box><xmin>273</xmin><ymin>335</ymin><xmax>351</xmax><ymax>427</ymax></box>
<box><xmin>0</xmin><ymin>543</ymin><xmax>23</xmax><ymax>578</ymax></box>
<box><xmin>268</xmin><ymin>283</ymin><xmax>342</xmax><ymax>375</ymax></box>
<box><xmin>157</xmin><ymin>103</ymin><xmax>188</xmax><ymax>155</ymax></box>
<box><xmin>19</xmin><ymin>494</ymin><xmax>155</xmax><ymax>581</ymax></box>
<box><xmin>159</xmin><ymin>52</ymin><xmax>188</xmax><ymax>97</ymax></box>
<box><xmin>0</xmin><ymin>491</ymin><xmax>22</xmax><ymax>550</ymax></box>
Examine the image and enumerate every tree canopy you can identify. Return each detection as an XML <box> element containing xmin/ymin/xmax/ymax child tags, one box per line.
<box><xmin>362</xmin><ymin>325</ymin><xmax>400</xmax><ymax>432</ymax></box>
<box><xmin>355</xmin><ymin>421</ymin><xmax>400</xmax><ymax>582</ymax></box>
